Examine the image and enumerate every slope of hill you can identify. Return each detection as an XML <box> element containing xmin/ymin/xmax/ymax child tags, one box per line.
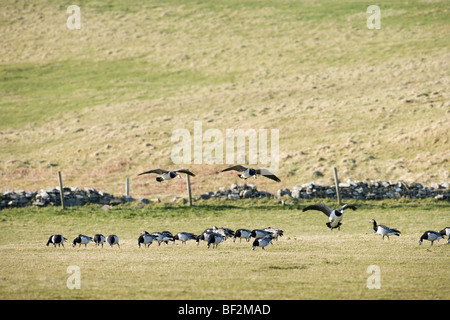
<box><xmin>0</xmin><ymin>0</ymin><xmax>448</xmax><ymax>198</ymax></box>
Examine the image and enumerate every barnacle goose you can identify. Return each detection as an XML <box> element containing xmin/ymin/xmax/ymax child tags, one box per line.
<box><xmin>72</xmin><ymin>234</ymin><xmax>92</xmax><ymax>247</ymax></box>
<box><xmin>138</xmin><ymin>232</ymin><xmax>156</xmax><ymax>248</ymax></box>
<box><xmin>173</xmin><ymin>232</ymin><xmax>197</xmax><ymax>245</ymax></box>
<box><xmin>233</xmin><ymin>229</ymin><xmax>252</xmax><ymax>243</ymax></box>
<box><xmin>369</xmin><ymin>219</ymin><xmax>401</xmax><ymax>240</ymax></box>
<box><xmin>439</xmin><ymin>227</ymin><xmax>450</xmax><ymax>244</ymax></box>
<box><xmin>46</xmin><ymin>234</ymin><xmax>67</xmax><ymax>248</ymax></box>
<box><xmin>302</xmin><ymin>203</ymin><xmax>357</xmax><ymax>230</ymax></box>
<box><xmin>220</xmin><ymin>165</ymin><xmax>281</xmax><ymax>182</ymax></box>
<box><xmin>93</xmin><ymin>234</ymin><xmax>105</xmax><ymax>247</ymax></box>
<box><xmin>419</xmin><ymin>231</ymin><xmax>444</xmax><ymax>246</ymax></box>
<box><xmin>252</xmin><ymin>235</ymin><xmax>273</xmax><ymax>250</ymax></box>
<box><xmin>264</xmin><ymin>227</ymin><xmax>284</xmax><ymax>240</ymax></box>
<box><xmin>106</xmin><ymin>235</ymin><xmax>120</xmax><ymax>248</ymax></box>
<box><xmin>251</xmin><ymin>229</ymin><xmax>273</xmax><ymax>239</ymax></box>
<box><xmin>138</xmin><ymin>168</ymin><xmax>195</xmax><ymax>182</ymax></box>
<box><xmin>152</xmin><ymin>231</ymin><xmax>174</xmax><ymax>245</ymax></box>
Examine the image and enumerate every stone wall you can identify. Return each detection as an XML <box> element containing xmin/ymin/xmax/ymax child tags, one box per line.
<box><xmin>1</xmin><ymin>180</ymin><xmax>448</xmax><ymax>209</ymax></box>
<box><xmin>279</xmin><ymin>180</ymin><xmax>449</xmax><ymax>201</ymax></box>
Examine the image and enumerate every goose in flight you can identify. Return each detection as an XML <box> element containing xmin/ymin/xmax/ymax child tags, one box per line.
<box><xmin>302</xmin><ymin>203</ymin><xmax>357</xmax><ymax>230</ymax></box>
<box><xmin>220</xmin><ymin>165</ymin><xmax>280</xmax><ymax>182</ymax></box>
<box><xmin>138</xmin><ymin>168</ymin><xmax>195</xmax><ymax>182</ymax></box>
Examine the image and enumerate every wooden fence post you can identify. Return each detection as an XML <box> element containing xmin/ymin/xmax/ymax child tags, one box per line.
<box><xmin>58</xmin><ymin>171</ymin><xmax>66</xmax><ymax>210</ymax></box>
<box><xmin>333</xmin><ymin>167</ymin><xmax>341</xmax><ymax>206</ymax></box>
<box><xmin>125</xmin><ymin>177</ymin><xmax>131</xmax><ymax>199</ymax></box>
<box><xmin>186</xmin><ymin>174</ymin><xmax>193</xmax><ymax>206</ymax></box>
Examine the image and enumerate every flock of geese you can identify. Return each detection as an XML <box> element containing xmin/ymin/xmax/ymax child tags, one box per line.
<box><xmin>46</xmin><ymin>226</ymin><xmax>284</xmax><ymax>250</ymax></box>
<box><xmin>45</xmin><ymin>165</ymin><xmax>449</xmax><ymax>249</ymax></box>
<box><xmin>137</xmin><ymin>165</ymin><xmax>281</xmax><ymax>183</ymax></box>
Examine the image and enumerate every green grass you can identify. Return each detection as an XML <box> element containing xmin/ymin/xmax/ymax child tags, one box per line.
<box><xmin>0</xmin><ymin>199</ymin><xmax>448</xmax><ymax>299</ymax></box>
<box><xmin>0</xmin><ymin>3</ymin><xmax>449</xmax><ymax>303</ymax></box>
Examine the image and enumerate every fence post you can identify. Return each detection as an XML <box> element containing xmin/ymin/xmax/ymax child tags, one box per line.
<box><xmin>125</xmin><ymin>177</ymin><xmax>131</xmax><ymax>200</ymax></box>
<box><xmin>58</xmin><ymin>171</ymin><xmax>66</xmax><ymax>210</ymax></box>
<box><xmin>333</xmin><ymin>167</ymin><xmax>342</xmax><ymax>206</ymax></box>
<box><xmin>186</xmin><ymin>174</ymin><xmax>193</xmax><ymax>206</ymax></box>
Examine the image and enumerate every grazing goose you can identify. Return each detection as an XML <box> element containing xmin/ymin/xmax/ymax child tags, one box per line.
<box><xmin>72</xmin><ymin>234</ymin><xmax>92</xmax><ymax>247</ymax></box>
<box><xmin>419</xmin><ymin>231</ymin><xmax>444</xmax><ymax>246</ymax></box>
<box><xmin>173</xmin><ymin>232</ymin><xmax>197</xmax><ymax>245</ymax></box>
<box><xmin>439</xmin><ymin>227</ymin><xmax>450</xmax><ymax>243</ymax></box>
<box><xmin>220</xmin><ymin>165</ymin><xmax>281</xmax><ymax>182</ymax></box>
<box><xmin>264</xmin><ymin>227</ymin><xmax>284</xmax><ymax>241</ymax></box>
<box><xmin>106</xmin><ymin>235</ymin><xmax>120</xmax><ymax>248</ymax></box>
<box><xmin>207</xmin><ymin>232</ymin><xmax>224</xmax><ymax>249</ymax></box>
<box><xmin>302</xmin><ymin>203</ymin><xmax>357</xmax><ymax>230</ymax></box>
<box><xmin>251</xmin><ymin>229</ymin><xmax>273</xmax><ymax>239</ymax></box>
<box><xmin>252</xmin><ymin>235</ymin><xmax>273</xmax><ymax>250</ymax></box>
<box><xmin>196</xmin><ymin>231</ymin><xmax>216</xmax><ymax>245</ymax></box>
<box><xmin>138</xmin><ymin>168</ymin><xmax>195</xmax><ymax>182</ymax></box>
<box><xmin>369</xmin><ymin>219</ymin><xmax>401</xmax><ymax>240</ymax></box>
<box><xmin>138</xmin><ymin>232</ymin><xmax>156</xmax><ymax>248</ymax></box>
<box><xmin>46</xmin><ymin>234</ymin><xmax>67</xmax><ymax>248</ymax></box>
<box><xmin>212</xmin><ymin>226</ymin><xmax>235</xmax><ymax>239</ymax></box>
<box><xmin>233</xmin><ymin>229</ymin><xmax>252</xmax><ymax>243</ymax></box>
<box><xmin>152</xmin><ymin>231</ymin><xmax>174</xmax><ymax>245</ymax></box>
<box><xmin>196</xmin><ymin>231</ymin><xmax>223</xmax><ymax>248</ymax></box>
<box><xmin>93</xmin><ymin>234</ymin><xmax>105</xmax><ymax>247</ymax></box>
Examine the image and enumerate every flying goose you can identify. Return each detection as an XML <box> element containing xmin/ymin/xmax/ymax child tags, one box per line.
<box><xmin>419</xmin><ymin>231</ymin><xmax>444</xmax><ymax>246</ymax></box>
<box><xmin>369</xmin><ymin>219</ymin><xmax>401</xmax><ymax>240</ymax></box>
<box><xmin>220</xmin><ymin>165</ymin><xmax>281</xmax><ymax>182</ymax></box>
<box><xmin>72</xmin><ymin>234</ymin><xmax>92</xmax><ymax>247</ymax></box>
<box><xmin>233</xmin><ymin>229</ymin><xmax>252</xmax><ymax>243</ymax></box>
<box><xmin>138</xmin><ymin>168</ymin><xmax>195</xmax><ymax>182</ymax></box>
<box><xmin>302</xmin><ymin>203</ymin><xmax>357</xmax><ymax>230</ymax></box>
<box><xmin>252</xmin><ymin>235</ymin><xmax>273</xmax><ymax>250</ymax></box>
<box><xmin>439</xmin><ymin>227</ymin><xmax>450</xmax><ymax>243</ymax></box>
<box><xmin>93</xmin><ymin>234</ymin><xmax>105</xmax><ymax>247</ymax></box>
<box><xmin>46</xmin><ymin>234</ymin><xmax>67</xmax><ymax>248</ymax></box>
<box><xmin>173</xmin><ymin>232</ymin><xmax>197</xmax><ymax>245</ymax></box>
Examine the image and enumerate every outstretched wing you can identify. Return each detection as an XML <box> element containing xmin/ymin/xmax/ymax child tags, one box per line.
<box><xmin>174</xmin><ymin>169</ymin><xmax>196</xmax><ymax>176</ymax></box>
<box><xmin>256</xmin><ymin>168</ymin><xmax>281</xmax><ymax>182</ymax></box>
<box><xmin>302</xmin><ymin>203</ymin><xmax>334</xmax><ymax>217</ymax></box>
<box><xmin>221</xmin><ymin>165</ymin><xmax>248</xmax><ymax>173</ymax></box>
<box><xmin>138</xmin><ymin>168</ymin><xmax>168</xmax><ymax>176</ymax></box>
<box><xmin>339</xmin><ymin>204</ymin><xmax>357</xmax><ymax>211</ymax></box>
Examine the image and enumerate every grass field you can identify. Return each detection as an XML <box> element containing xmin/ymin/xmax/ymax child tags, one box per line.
<box><xmin>0</xmin><ymin>199</ymin><xmax>448</xmax><ymax>300</ymax></box>
<box><xmin>0</xmin><ymin>0</ymin><xmax>449</xmax><ymax>302</ymax></box>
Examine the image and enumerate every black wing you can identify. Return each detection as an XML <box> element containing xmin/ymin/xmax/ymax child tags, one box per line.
<box><xmin>174</xmin><ymin>169</ymin><xmax>196</xmax><ymax>176</ymax></box>
<box><xmin>138</xmin><ymin>168</ymin><xmax>168</xmax><ymax>176</ymax></box>
<box><xmin>221</xmin><ymin>165</ymin><xmax>248</xmax><ymax>172</ymax></box>
<box><xmin>255</xmin><ymin>168</ymin><xmax>281</xmax><ymax>182</ymax></box>
<box><xmin>302</xmin><ymin>203</ymin><xmax>334</xmax><ymax>217</ymax></box>
<box><xmin>339</xmin><ymin>204</ymin><xmax>357</xmax><ymax>211</ymax></box>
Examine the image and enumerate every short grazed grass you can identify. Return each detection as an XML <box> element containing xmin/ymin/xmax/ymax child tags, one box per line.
<box><xmin>0</xmin><ymin>200</ymin><xmax>448</xmax><ymax>299</ymax></box>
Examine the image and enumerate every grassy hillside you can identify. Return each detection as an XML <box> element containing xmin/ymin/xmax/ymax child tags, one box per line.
<box><xmin>0</xmin><ymin>200</ymin><xmax>448</xmax><ymax>300</ymax></box>
<box><xmin>0</xmin><ymin>0</ymin><xmax>449</xmax><ymax>198</ymax></box>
